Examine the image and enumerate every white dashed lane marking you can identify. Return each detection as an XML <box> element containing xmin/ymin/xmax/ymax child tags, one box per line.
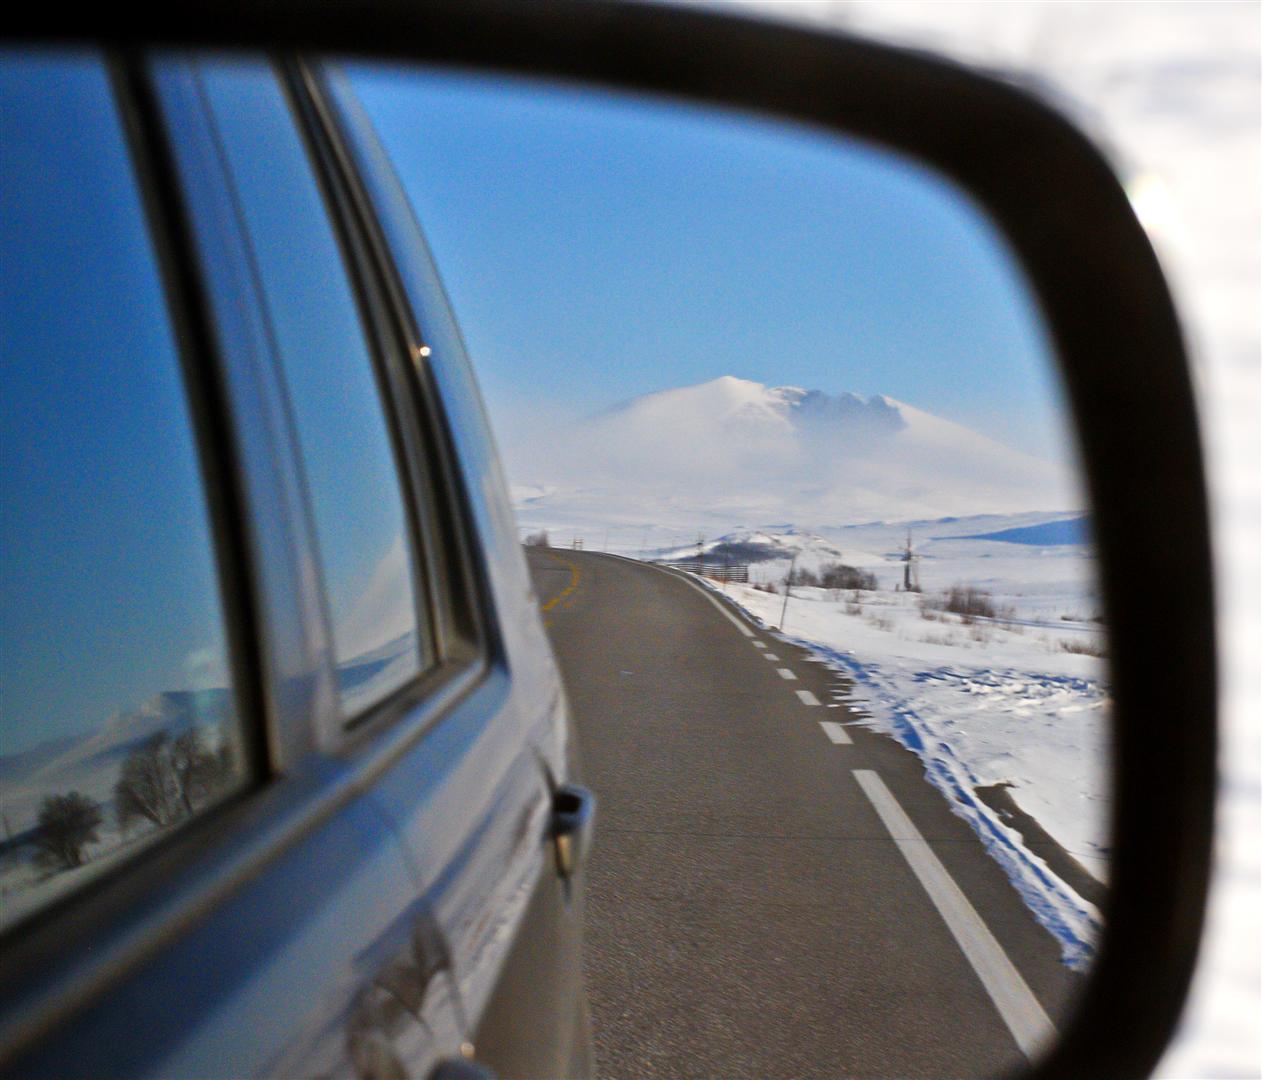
<box><xmin>752</xmin><ymin>641</ymin><xmax>767</xmax><ymax>649</ymax></box>
<box><xmin>776</xmin><ymin>667</ymin><xmax>797</xmax><ymax>681</ymax></box>
<box><xmin>674</xmin><ymin>572</ymin><xmax>754</xmax><ymax>637</ymax></box>
<box><xmin>763</xmin><ymin>653</ymin><xmax>780</xmax><ymax>661</ymax></box>
<box><xmin>796</xmin><ymin>690</ymin><xmax>821</xmax><ymax>706</ymax></box>
<box><xmin>819</xmin><ymin>721</ymin><xmax>852</xmax><ymax>744</ymax></box>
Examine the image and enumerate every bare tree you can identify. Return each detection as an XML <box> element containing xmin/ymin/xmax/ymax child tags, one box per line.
<box><xmin>34</xmin><ymin>792</ymin><xmax>102</xmax><ymax>870</ymax></box>
<box><xmin>788</xmin><ymin>566</ymin><xmax>821</xmax><ymax>588</ymax></box>
<box><xmin>115</xmin><ymin>733</ymin><xmax>184</xmax><ymax>831</ymax></box>
<box><xmin>820</xmin><ymin>562</ymin><xmax>878</xmax><ymax>595</ymax></box>
<box><xmin>523</xmin><ymin>530</ymin><xmax>550</xmax><ymax>547</ymax></box>
<box><xmin>171</xmin><ymin>728</ymin><xmax>233</xmax><ymax>814</ymax></box>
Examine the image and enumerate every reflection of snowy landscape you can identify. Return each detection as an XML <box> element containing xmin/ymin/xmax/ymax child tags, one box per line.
<box><xmin>337</xmin><ymin>629</ymin><xmax>422</xmax><ymax>719</ymax></box>
<box><xmin>0</xmin><ymin>619</ymin><xmax>418</xmax><ymax>930</ymax></box>
<box><xmin>0</xmin><ymin>690</ymin><xmax>243</xmax><ymax>930</ymax></box>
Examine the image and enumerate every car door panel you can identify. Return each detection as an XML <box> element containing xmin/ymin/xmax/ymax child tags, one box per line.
<box><xmin>8</xmin><ymin>795</ymin><xmax>454</xmax><ymax>1079</ymax></box>
<box><xmin>1</xmin><ymin>47</ymin><xmax>587</xmax><ymax>1080</ymax></box>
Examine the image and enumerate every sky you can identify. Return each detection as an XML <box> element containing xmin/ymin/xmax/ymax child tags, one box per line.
<box><xmin>348</xmin><ymin>64</ymin><xmax>1076</xmax><ymax>465</ymax></box>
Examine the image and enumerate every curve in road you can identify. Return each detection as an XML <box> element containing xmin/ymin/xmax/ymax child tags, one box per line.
<box><xmin>528</xmin><ymin>548</ymin><xmax>1086</xmax><ymax>1079</ymax></box>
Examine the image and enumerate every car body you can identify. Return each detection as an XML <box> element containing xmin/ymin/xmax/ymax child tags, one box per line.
<box><xmin>0</xmin><ymin>50</ymin><xmax>591</xmax><ymax>1079</ymax></box>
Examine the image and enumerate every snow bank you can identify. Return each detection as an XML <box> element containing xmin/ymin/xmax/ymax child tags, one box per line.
<box><xmin>713</xmin><ymin>577</ymin><xmax>1110</xmax><ymax>969</ymax></box>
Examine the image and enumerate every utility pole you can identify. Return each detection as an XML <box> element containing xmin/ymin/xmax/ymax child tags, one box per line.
<box><xmin>902</xmin><ymin>530</ymin><xmax>920</xmax><ymax>592</ymax></box>
<box><xmin>778</xmin><ymin>551</ymin><xmax>798</xmax><ymax>629</ymax></box>
<box><xmin>639</xmin><ymin>526</ymin><xmax>649</xmax><ymax>560</ymax></box>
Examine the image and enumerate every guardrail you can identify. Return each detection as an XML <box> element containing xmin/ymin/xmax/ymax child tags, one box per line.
<box><xmin>657</xmin><ymin>558</ymin><xmax>750</xmax><ymax>583</ymax></box>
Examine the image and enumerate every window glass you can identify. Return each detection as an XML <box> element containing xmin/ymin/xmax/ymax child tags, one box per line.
<box><xmin>196</xmin><ymin>58</ymin><xmax>428</xmax><ymax>719</ymax></box>
<box><xmin>0</xmin><ymin>53</ymin><xmax>249</xmax><ymax>931</ymax></box>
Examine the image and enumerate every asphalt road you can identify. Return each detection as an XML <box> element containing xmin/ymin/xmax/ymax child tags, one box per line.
<box><xmin>528</xmin><ymin>548</ymin><xmax>1086</xmax><ymax>1079</ymax></box>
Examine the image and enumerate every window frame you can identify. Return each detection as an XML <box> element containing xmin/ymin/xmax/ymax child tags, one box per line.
<box><xmin>192</xmin><ymin>53</ymin><xmax>450</xmax><ymax>736</ymax></box>
<box><xmin>190</xmin><ymin>53</ymin><xmax>494</xmax><ymax>751</ymax></box>
<box><xmin>278</xmin><ymin>56</ymin><xmax>495</xmax><ymax>750</ymax></box>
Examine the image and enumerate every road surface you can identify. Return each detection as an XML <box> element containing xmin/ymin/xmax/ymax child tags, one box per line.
<box><xmin>528</xmin><ymin>548</ymin><xmax>1086</xmax><ymax>1078</ymax></box>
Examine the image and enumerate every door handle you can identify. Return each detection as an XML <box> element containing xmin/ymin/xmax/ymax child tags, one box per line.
<box><xmin>550</xmin><ymin>784</ymin><xmax>595</xmax><ymax>879</ymax></box>
<box><xmin>429</xmin><ymin>1057</ymin><xmax>496</xmax><ymax>1080</ymax></box>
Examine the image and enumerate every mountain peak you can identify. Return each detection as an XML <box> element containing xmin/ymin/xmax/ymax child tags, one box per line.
<box><xmin>516</xmin><ymin>375</ymin><xmax>1072</xmax><ymax>527</ymax></box>
<box><xmin>605</xmin><ymin>377</ymin><xmax>908</xmax><ymax>432</ymax></box>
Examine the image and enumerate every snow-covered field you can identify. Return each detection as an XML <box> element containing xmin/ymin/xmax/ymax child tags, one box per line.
<box><xmin>671</xmin><ymin>521</ymin><xmax>1111</xmax><ymax>970</ymax></box>
<box><xmin>649</xmin><ymin>514</ymin><xmax>1102</xmax><ymax>622</ymax></box>
<box><xmin>533</xmin><ymin>506</ymin><xmax>1112</xmax><ymax>966</ymax></box>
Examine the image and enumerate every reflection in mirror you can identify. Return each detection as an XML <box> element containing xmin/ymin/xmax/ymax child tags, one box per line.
<box><xmin>342</xmin><ymin>65</ymin><xmax>1109</xmax><ymax>1075</ymax></box>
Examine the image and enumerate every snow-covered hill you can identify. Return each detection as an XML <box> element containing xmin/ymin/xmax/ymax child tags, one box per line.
<box><xmin>507</xmin><ymin>376</ymin><xmax>1077</xmax><ymax>535</ymax></box>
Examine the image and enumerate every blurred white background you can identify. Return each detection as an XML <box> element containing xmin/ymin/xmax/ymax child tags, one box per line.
<box><xmin>694</xmin><ymin>2</ymin><xmax>1260</xmax><ymax>1075</ymax></box>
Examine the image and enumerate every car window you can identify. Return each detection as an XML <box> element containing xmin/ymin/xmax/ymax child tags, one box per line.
<box><xmin>194</xmin><ymin>57</ymin><xmax>430</xmax><ymax>720</ymax></box>
<box><xmin>0</xmin><ymin>52</ymin><xmax>251</xmax><ymax>932</ymax></box>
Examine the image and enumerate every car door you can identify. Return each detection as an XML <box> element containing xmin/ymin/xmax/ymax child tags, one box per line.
<box><xmin>153</xmin><ymin>52</ymin><xmax>592</xmax><ymax>1078</ymax></box>
<box><xmin>285</xmin><ymin>59</ymin><xmax>595</xmax><ymax>1079</ymax></box>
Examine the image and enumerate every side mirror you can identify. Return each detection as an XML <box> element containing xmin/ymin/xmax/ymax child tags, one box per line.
<box><xmin>4</xmin><ymin>4</ymin><xmax>1216</xmax><ymax>1077</ymax></box>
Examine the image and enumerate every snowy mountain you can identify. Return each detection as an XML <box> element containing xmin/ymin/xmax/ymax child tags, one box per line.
<box><xmin>508</xmin><ymin>376</ymin><xmax>1077</xmax><ymax>533</ymax></box>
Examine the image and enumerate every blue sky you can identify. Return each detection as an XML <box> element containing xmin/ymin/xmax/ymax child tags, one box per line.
<box><xmin>349</xmin><ymin>65</ymin><xmax>1073</xmax><ymax>463</ymax></box>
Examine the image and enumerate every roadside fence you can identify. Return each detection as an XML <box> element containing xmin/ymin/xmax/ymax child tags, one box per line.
<box><xmin>657</xmin><ymin>558</ymin><xmax>750</xmax><ymax>583</ymax></box>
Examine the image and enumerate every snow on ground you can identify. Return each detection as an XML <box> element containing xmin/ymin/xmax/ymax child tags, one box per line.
<box><xmin>708</xmin><ymin>569</ymin><xmax>1109</xmax><ymax>970</ymax></box>
<box><xmin>550</xmin><ymin>509</ymin><xmax>1111</xmax><ymax>966</ymax></box>
<box><xmin>644</xmin><ymin>513</ymin><xmax>1105</xmax><ymax>626</ymax></box>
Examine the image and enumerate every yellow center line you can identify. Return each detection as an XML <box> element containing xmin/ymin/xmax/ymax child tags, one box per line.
<box><xmin>539</xmin><ymin>552</ymin><xmax>582</xmax><ymax>613</ymax></box>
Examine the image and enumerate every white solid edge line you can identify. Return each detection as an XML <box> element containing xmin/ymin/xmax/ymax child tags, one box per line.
<box><xmin>776</xmin><ymin>667</ymin><xmax>797</xmax><ymax>680</ymax></box>
<box><xmin>672</xmin><ymin>571</ymin><xmax>754</xmax><ymax>636</ymax></box>
<box><xmin>852</xmin><ymin>769</ymin><xmax>1056</xmax><ymax>1061</ymax></box>
<box><xmin>797</xmin><ymin>690</ymin><xmax>822</xmax><ymax>707</ymax></box>
<box><xmin>819</xmin><ymin>722</ymin><xmax>852</xmax><ymax>746</ymax></box>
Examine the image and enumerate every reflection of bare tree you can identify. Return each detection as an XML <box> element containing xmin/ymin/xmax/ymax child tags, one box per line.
<box><xmin>116</xmin><ymin>729</ymin><xmax>235</xmax><ymax>834</ymax></box>
<box><xmin>34</xmin><ymin>792</ymin><xmax>102</xmax><ymax>870</ymax></box>
<box><xmin>116</xmin><ymin>734</ymin><xmax>183</xmax><ymax>830</ymax></box>
<box><xmin>171</xmin><ymin>728</ymin><xmax>234</xmax><ymax>814</ymax></box>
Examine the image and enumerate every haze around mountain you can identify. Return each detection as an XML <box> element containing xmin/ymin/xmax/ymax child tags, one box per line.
<box><xmin>508</xmin><ymin>375</ymin><xmax>1079</xmax><ymax>535</ymax></box>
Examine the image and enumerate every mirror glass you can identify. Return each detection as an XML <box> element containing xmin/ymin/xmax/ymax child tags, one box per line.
<box><xmin>346</xmin><ymin>65</ymin><xmax>1109</xmax><ymax>1076</ymax></box>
